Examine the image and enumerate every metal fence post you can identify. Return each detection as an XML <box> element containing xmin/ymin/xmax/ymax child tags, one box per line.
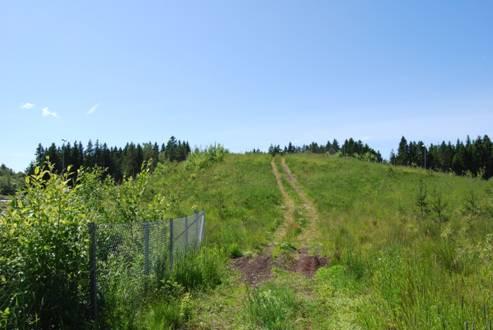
<box><xmin>163</xmin><ymin>221</ymin><xmax>167</xmax><ymax>254</ymax></box>
<box><xmin>143</xmin><ymin>222</ymin><xmax>150</xmax><ymax>275</ymax></box>
<box><xmin>199</xmin><ymin>212</ymin><xmax>205</xmax><ymax>244</ymax></box>
<box><xmin>195</xmin><ymin>211</ymin><xmax>200</xmax><ymax>248</ymax></box>
<box><xmin>169</xmin><ymin>219</ymin><xmax>174</xmax><ymax>271</ymax></box>
<box><xmin>88</xmin><ymin>222</ymin><xmax>97</xmax><ymax>322</ymax></box>
<box><xmin>184</xmin><ymin>216</ymin><xmax>189</xmax><ymax>248</ymax></box>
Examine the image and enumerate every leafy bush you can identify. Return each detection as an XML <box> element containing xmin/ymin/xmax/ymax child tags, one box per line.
<box><xmin>185</xmin><ymin>144</ymin><xmax>227</xmax><ymax>170</ymax></box>
<box><xmin>0</xmin><ymin>166</ymin><xmax>90</xmax><ymax>328</ymax></box>
<box><xmin>0</xmin><ymin>164</ymin><xmax>23</xmax><ymax>195</ymax></box>
<box><xmin>0</xmin><ymin>163</ymin><xmax>173</xmax><ymax>328</ymax></box>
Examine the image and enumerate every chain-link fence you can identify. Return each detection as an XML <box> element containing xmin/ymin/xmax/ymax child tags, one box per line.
<box><xmin>88</xmin><ymin>211</ymin><xmax>205</xmax><ymax>321</ymax></box>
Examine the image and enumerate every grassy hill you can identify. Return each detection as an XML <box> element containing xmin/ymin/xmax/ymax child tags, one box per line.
<box><xmin>284</xmin><ymin>154</ymin><xmax>493</xmax><ymax>328</ymax></box>
<box><xmin>2</xmin><ymin>152</ymin><xmax>492</xmax><ymax>329</ymax></box>
<box><xmin>148</xmin><ymin>154</ymin><xmax>283</xmax><ymax>253</ymax></box>
<box><xmin>143</xmin><ymin>153</ymin><xmax>493</xmax><ymax>329</ymax></box>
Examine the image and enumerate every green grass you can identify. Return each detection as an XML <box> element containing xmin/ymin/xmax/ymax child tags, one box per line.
<box><xmin>276</xmin><ymin>169</ymin><xmax>307</xmax><ymax>245</ymax></box>
<box><xmin>245</xmin><ymin>284</ymin><xmax>300</xmax><ymax>330</ymax></box>
<box><xmin>285</xmin><ymin>153</ymin><xmax>493</xmax><ymax>329</ymax></box>
<box><xmin>115</xmin><ymin>152</ymin><xmax>493</xmax><ymax>329</ymax></box>
<box><xmin>149</xmin><ymin>154</ymin><xmax>283</xmax><ymax>253</ymax></box>
<box><xmin>5</xmin><ymin>151</ymin><xmax>492</xmax><ymax>328</ymax></box>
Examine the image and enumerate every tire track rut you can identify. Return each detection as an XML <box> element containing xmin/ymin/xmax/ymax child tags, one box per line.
<box><xmin>232</xmin><ymin>157</ymin><xmax>325</xmax><ymax>286</ymax></box>
<box><xmin>270</xmin><ymin>159</ymin><xmax>296</xmax><ymax>243</ymax></box>
<box><xmin>279</xmin><ymin>158</ymin><xmax>320</xmax><ymax>245</ymax></box>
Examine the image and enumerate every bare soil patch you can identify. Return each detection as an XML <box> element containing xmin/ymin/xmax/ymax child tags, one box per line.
<box><xmin>292</xmin><ymin>248</ymin><xmax>328</xmax><ymax>277</ymax></box>
<box><xmin>231</xmin><ymin>255</ymin><xmax>272</xmax><ymax>286</ymax></box>
<box><xmin>231</xmin><ymin>249</ymin><xmax>329</xmax><ymax>286</ymax></box>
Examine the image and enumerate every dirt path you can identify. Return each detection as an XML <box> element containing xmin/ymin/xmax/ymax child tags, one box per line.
<box><xmin>195</xmin><ymin>157</ymin><xmax>351</xmax><ymax>328</ymax></box>
<box><xmin>270</xmin><ymin>159</ymin><xmax>296</xmax><ymax>243</ymax></box>
<box><xmin>279</xmin><ymin>158</ymin><xmax>320</xmax><ymax>245</ymax></box>
<box><xmin>231</xmin><ymin>158</ymin><xmax>326</xmax><ymax>286</ymax></box>
<box><xmin>230</xmin><ymin>160</ymin><xmax>297</xmax><ymax>286</ymax></box>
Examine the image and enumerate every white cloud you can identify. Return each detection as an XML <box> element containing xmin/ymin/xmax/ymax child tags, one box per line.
<box><xmin>20</xmin><ymin>102</ymin><xmax>35</xmax><ymax>110</ymax></box>
<box><xmin>87</xmin><ymin>103</ymin><xmax>99</xmax><ymax>114</ymax></box>
<box><xmin>41</xmin><ymin>107</ymin><xmax>57</xmax><ymax>118</ymax></box>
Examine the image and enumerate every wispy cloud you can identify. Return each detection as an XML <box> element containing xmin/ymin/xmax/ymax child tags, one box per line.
<box><xmin>20</xmin><ymin>102</ymin><xmax>35</xmax><ymax>110</ymax></box>
<box><xmin>87</xmin><ymin>103</ymin><xmax>99</xmax><ymax>115</ymax></box>
<box><xmin>41</xmin><ymin>107</ymin><xmax>57</xmax><ymax>118</ymax></box>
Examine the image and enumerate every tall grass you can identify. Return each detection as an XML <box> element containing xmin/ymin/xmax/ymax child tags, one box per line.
<box><xmin>246</xmin><ymin>284</ymin><xmax>299</xmax><ymax>330</ymax></box>
<box><xmin>149</xmin><ymin>154</ymin><xmax>283</xmax><ymax>253</ymax></box>
<box><xmin>285</xmin><ymin>154</ymin><xmax>493</xmax><ymax>328</ymax></box>
<box><xmin>167</xmin><ymin>247</ymin><xmax>227</xmax><ymax>291</ymax></box>
<box><xmin>102</xmin><ymin>247</ymin><xmax>228</xmax><ymax>329</ymax></box>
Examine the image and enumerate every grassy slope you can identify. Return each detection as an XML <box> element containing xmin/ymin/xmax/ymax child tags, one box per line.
<box><xmin>137</xmin><ymin>154</ymin><xmax>284</xmax><ymax>329</ymax></box>
<box><xmin>148</xmin><ymin>153</ymin><xmax>493</xmax><ymax>329</ymax></box>
<box><xmin>149</xmin><ymin>153</ymin><xmax>282</xmax><ymax>254</ymax></box>
<box><xmin>285</xmin><ymin>153</ymin><xmax>493</xmax><ymax>329</ymax></box>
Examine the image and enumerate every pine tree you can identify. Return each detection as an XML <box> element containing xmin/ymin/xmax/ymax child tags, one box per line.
<box><xmin>390</xmin><ymin>150</ymin><xmax>396</xmax><ymax>165</ymax></box>
<box><xmin>35</xmin><ymin>143</ymin><xmax>45</xmax><ymax>165</ymax></box>
<box><xmin>397</xmin><ymin>136</ymin><xmax>408</xmax><ymax>165</ymax></box>
<box><xmin>165</xmin><ymin>136</ymin><xmax>178</xmax><ymax>161</ymax></box>
<box><xmin>332</xmin><ymin>139</ymin><xmax>340</xmax><ymax>152</ymax></box>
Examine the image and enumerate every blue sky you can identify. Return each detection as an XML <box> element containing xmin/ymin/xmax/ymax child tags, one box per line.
<box><xmin>1</xmin><ymin>0</ymin><xmax>492</xmax><ymax>171</ymax></box>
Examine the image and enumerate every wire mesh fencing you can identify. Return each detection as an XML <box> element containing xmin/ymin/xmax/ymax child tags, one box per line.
<box><xmin>88</xmin><ymin>211</ymin><xmax>205</xmax><ymax>322</ymax></box>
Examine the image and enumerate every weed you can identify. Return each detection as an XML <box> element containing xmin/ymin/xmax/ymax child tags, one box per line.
<box><xmin>246</xmin><ymin>284</ymin><xmax>298</xmax><ymax>330</ymax></box>
<box><xmin>415</xmin><ymin>179</ymin><xmax>429</xmax><ymax>218</ymax></box>
<box><xmin>430</xmin><ymin>189</ymin><xmax>448</xmax><ymax>223</ymax></box>
<box><xmin>463</xmin><ymin>191</ymin><xmax>482</xmax><ymax>217</ymax></box>
<box><xmin>228</xmin><ymin>243</ymin><xmax>243</xmax><ymax>258</ymax></box>
<box><xmin>169</xmin><ymin>247</ymin><xmax>227</xmax><ymax>292</ymax></box>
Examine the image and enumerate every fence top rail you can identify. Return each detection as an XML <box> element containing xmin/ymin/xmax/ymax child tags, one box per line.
<box><xmin>92</xmin><ymin>211</ymin><xmax>204</xmax><ymax>227</ymax></box>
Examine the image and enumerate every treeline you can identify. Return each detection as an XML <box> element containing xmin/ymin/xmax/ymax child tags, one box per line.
<box><xmin>265</xmin><ymin>138</ymin><xmax>383</xmax><ymax>162</ymax></box>
<box><xmin>0</xmin><ymin>164</ymin><xmax>23</xmax><ymax>195</ymax></box>
<box><xmin>391</xmin><ymin>135</ymin><xmax>493</xmax><ymax>179</ymax></box>
<box><xmin>28</xmin><ymin>136</ymin><xmax>191</xmax><ymax>181</ymax></box>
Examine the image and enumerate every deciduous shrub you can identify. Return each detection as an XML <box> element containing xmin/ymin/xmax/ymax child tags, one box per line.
<box><xmin>0</xmin><ymin>163</ymin><xmax>172</xmax><ymax>328</ymax></box>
